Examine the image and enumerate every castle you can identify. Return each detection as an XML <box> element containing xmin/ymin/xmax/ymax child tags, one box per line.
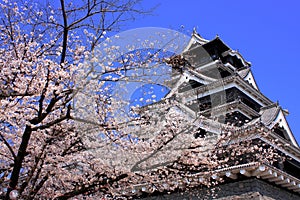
<box><xmin>139</xmin><ymin>30</ymin><xmax>300</xmax><ymax>199</ymax></box>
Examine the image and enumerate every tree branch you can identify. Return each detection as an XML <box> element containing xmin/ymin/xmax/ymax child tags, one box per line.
<box><xmin>54</xmin><ymin>173</ymin><xmax>128</xmax><ymax>200</ymax></box>
<box><xmin>6</xmin><ymin>125</ymin><xmax>32</xmax><ymax>199</ymax></box>
<box><xmin>60</xmin><ymin>0</ymin><xmax>68</xmax><ymax>64</ymax></box>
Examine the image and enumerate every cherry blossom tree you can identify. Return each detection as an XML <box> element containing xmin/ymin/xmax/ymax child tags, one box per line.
<box><xmin>0</xmin><ymin>1</ymin><xmax>282</xmax><ymax>199</ymax></box>
<box><xmin>0</xmin><ymin>0</ymin><xmax>154</xmax><ymax>199</ymax></box>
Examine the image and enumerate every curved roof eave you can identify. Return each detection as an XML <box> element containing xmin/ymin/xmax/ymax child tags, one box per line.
<box><xmin>222</xmin><ymin>50</ymin><xmax>251</xmax><ymax>67</ymax></box>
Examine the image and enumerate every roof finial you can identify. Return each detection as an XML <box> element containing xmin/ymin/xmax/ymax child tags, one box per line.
<box><xmin>193</xmin><ymin>27</ymin><xmax>197</xmax><ymax>35</ymax></box>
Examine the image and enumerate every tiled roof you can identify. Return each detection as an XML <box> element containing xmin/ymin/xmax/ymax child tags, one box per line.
<box><xmin>238</xmin><ymin>68</ymin><xmax>250</xmax><ymax>78</ymax></box>
<box><xmin>260</xmin><ymin>104</ymin><xmax>280</xmax><ymax>126</ymax></box>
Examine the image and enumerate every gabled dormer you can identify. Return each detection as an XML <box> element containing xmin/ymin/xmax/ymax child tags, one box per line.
<box><xmin>238</xmin><ymin>68</ymin><xmax>259</xmax><ymax>90</ymax></box>
<box><xmin>260</xmin><ymin>104</ymin><xmax>299</xmax><ymax>147</ymax></box>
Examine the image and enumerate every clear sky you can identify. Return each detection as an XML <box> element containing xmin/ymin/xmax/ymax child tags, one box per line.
<box><xmin>126</xmin><ymin>0</ymin><xmax>300</xmax><ymax>143</ymax></box>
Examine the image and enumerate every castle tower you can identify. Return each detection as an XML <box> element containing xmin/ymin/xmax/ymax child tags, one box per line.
<box><xmin>141</xmin><ymin>31</ymin><xmax>300</xmax><ymax>199</ymax></box>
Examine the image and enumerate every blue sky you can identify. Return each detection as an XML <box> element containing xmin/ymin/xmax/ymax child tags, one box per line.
<box><xmin>126</xmin><ymin>0</ymin><xmax>300</xmax><ymax>143</ymax></box>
